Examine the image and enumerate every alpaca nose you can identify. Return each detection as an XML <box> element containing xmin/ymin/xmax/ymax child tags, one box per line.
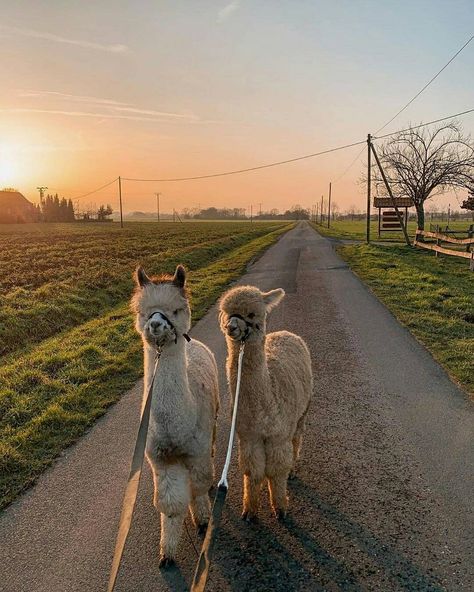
<box><xmin>149</xmin><ymin>319</ymin><xmax>163</xmax><ymax>332</ymax></box>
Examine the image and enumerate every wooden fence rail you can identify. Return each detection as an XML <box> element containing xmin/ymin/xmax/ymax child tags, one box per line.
<box><xmin>414</xmin><ymin>229</ymin><xmax>474</xmax><ymax>271</ymax></box>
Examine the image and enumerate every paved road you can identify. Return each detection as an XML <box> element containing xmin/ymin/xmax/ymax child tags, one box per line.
<box><xmin>1</xmin><ymin>222</ymin><xmax>473</xmax><ymax>591</ymax></box>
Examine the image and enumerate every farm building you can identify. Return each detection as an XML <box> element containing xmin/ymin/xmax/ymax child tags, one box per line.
<box><xmin>0</xmin><ymin>190</ymin><xmax>38</xmax><ymax>223</ymax></box>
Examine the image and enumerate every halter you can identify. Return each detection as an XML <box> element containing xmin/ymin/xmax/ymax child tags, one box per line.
<box><xmin>228</xmin><ymin>313</ymin><xmax>258</xmax><ymax>342</ymax></box>
<box><xmin>148</xmin><ymin>310</ymin><xmax>191</xmax><ymax>343</ymax></box>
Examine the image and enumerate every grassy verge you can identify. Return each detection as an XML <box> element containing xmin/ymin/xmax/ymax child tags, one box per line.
<box><xmin>0</xmin><ymin>222</ymin><xmax>285</xmax><ymax>357</ymax></box>
<box><xmin>337</xmin><ymin>243</ymin><xmax>473</xmax><ymax>396</ymax></box>
<box><xmin>311</xmin><ymin>220</ymin><xmax>472</xmax><ymax>242</ymax></box>
<box><xmin>0</xmin><ymin>224</ymin><xmax>292</xmax><ymax>509</ymax></box>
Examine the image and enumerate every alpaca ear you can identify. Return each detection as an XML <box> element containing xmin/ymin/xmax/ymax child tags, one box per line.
<box><xmin>173</xmin><ymin>265</ymin><xmax>186</xmax><ymax>289</ymax></box>
<box><xmin>262</xmin><ymin>288</ymin><xmax>285</xmax><ymax>311</ymax></box>
<box><xmin>135</xmin><ymin>266</ymin><xmax>151</xmax><ymax>287</ymax></box>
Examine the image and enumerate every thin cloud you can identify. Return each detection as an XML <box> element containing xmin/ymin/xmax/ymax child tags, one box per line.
<box><xmin>112</xmin><ymin>106</ymin><xmax>198</xmax><ymax>120</ymax></box>
<box><xmin>217</xmin><ymin>1</ymin><xmax>240</xmax><ymax>23</ymax></box>
<box><xmin>18</xmin><ymin>90</ymin><xmax>130</xmax><ymax>107</ymax></box>
<box><xmin>16</xmin><ymin>90</ymin><xmax>199</xmax><ymax>121</ymax></box>
<box><xmin>2</xmin><ymin>108</ymin><xmax>200</xmax><ymax>124</ymax></box>
<box><xmin>1</xmin><ymin>25</ymin><xmax>128</xmax><ymax>53</ymax></box>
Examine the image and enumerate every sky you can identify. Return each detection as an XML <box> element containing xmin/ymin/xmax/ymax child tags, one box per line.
<box><xmin>0</xmin><ymin>0</ymin><xmax>473</xmax><ymax>214</ymax></box>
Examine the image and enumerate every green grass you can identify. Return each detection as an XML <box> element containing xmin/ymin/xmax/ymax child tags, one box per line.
<box><xmin>337</xmin><ymin>243</ymin><xmax>474</xmax><ymax>396</ymax></box>
<box><xmin>0</xmin><ymin>221</ymin><xmax>286</xmax><ymax>357</ymax></box>
<box><xmin>312</xmin><ymin>219</ymin><xmax>473</xmax><ymax>242</ymax></box>
<box><xmin>0</xmin><ymin>221</ymin><xmax>292</xmax><ymax>509</ymax></box>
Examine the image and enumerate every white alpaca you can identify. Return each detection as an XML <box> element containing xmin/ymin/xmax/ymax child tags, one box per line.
<box><xmin>131</xmin><ymin>265</ymin><xmax>219</xmax><ymax>566</ymax></box>
<box><xmin>219</xmin><ymin>285</ymin><xmax>312</xmax><ymax>520</ymax></box>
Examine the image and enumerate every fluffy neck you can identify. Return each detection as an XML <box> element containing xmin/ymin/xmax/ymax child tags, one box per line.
<box><xmin>143</xmin><ymin>338</ymin><xmax>197</xmax><ymax>449</ymax></box>
<box><xmin>226</xmin><ymin>335</ymin><xmax>269</xmax><ymax>399</ymax></box>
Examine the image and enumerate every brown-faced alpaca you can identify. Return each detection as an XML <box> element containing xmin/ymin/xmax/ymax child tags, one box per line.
<box><xmin>219</xmin><ymin>285</ymin><xmax>312</xmax><ymax>521</ymax></box>
<box><xmin>132</xmin><ymin>265</ymin><xmax>219</xmax><ymax>566</ymax></box>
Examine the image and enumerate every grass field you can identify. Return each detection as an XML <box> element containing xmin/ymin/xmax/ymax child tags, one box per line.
<box><xmin>312</xmin><ymin>219</ymin><xmax>473</xmax><ymax>242</ymax></box>
<box><xmin>0</xmin><ymin>221</ymin><xmax>292</xmax><ymax>509</ymax></box>
<box><xmin>335</xmin><ymin>242</ymin><xmax>473</xmax><ymax>396</ymax></box>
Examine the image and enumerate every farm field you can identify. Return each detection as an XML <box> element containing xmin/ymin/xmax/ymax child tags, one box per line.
<box><xmin>0</xmin><ymin>220</ymin><xmax>292</xmax><ymax>509</ymax></box>
<box><xmin>312</xmin><ymin>219</ymin><xmax>473</xmax><ymax>242</ymax></box>
<box><xmin>336</xmin><ymin>242</ymin><xmax>474</xmax><ymax>396</ymax></box>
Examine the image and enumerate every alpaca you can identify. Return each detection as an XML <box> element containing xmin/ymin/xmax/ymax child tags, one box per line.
<box><xmin>131</xmin><ymin>264</ymin><xmax>219</xmax><ymax>566</ymax></box>
<box><xmin>219</xmin><ymin>285</ymin><xmax>312</xmax><ymax>521</ymax></box>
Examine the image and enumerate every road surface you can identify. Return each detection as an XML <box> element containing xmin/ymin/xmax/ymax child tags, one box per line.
<box><xmin>1</xmin><ymin>222</ymin><xmax>473</xmax><ymax>591</ymax></box>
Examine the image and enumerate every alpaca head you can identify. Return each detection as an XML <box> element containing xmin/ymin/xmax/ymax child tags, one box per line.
<box><xmin>131</xmin><ymin>264</ymin><xmax>191</xmax><ymax>348</ymax></box>
<box><xmin>219</xmin><ymin>285</ymin><xmax>285</xmax><ymax>342</ymax></box>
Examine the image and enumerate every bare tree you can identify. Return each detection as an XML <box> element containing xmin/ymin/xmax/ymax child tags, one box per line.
<box><xmin>375</xmin><ymin>122</ymin><xmax>474</xmax><ymax>229</ymax></box>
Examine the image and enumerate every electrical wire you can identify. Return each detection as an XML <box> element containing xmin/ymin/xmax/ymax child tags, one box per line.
<box><xmin>121</xmin><ymin>140</ymin><xmax>366</xmax><ymax>182</ymax></box>
<box><xmin>333</xmin><ymin>34</ymin><xmax>474</xmax><ymax>183</ymax></box>
<box><xmin>70</xmin><ymin>177</ymin><xmax>118</xmax><ymax>200</ymax></box>
<box><xmin>375</xmin><ymin>34</ymin><xmax>474</xmax><ymax>135</ymax></box>
<box><xmin>374</xmin><ymin>107</ymin><xmax>474</xmax><ymax>139</ymax></box>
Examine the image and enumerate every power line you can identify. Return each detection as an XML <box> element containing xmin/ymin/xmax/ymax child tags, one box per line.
<box><xmin>375</xmin><ymin>34</ymin><xmax>474</xmax><ymax>135</ymax></box>
<box><xmin>46</xmin><ymin>107</ymin><xmax>473</xmax><ymax>200</ymax></box>
<box><xmin>70</xmin><ymin>177</ymin><xmax>118</xmax><ymax>200</ymax></box>
<box><xmin>121</xmin><ymin>140</ymin><xmax>366</xmax><ymax>182</ymax></box>
<box><xmin>374</xmin><ymin>107</ymin><xmax>474</xmax><ymax>139</ymax></box>
<box><xmin>334</xmin><ymin>34</ymin><xmax>474</xmax><ymax>183</ymax></box>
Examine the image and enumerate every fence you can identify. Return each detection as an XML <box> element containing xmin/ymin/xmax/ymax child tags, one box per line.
<box><xmin>414</xmin><ymin>225</ymin><xmax>474</xmax><ymax>270</ymax></box>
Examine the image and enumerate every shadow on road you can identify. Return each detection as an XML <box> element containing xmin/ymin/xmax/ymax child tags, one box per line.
<box><xmin>196</xmin><ymin>477</ymin><xmax>445</xmax><ymax>592</ymax></box>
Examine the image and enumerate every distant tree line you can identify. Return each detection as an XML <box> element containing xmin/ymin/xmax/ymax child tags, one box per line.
<box><xmin>40</xmin><ymin>194</ymin><xmax>75</xmax><ymax>222</ymax></box>
<box><xmin>181</xmin><ymin>204</ymin><xmax>310</xmax><ymax>220</ymax></box>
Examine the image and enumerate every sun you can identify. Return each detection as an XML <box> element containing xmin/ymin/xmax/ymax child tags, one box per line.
<box><xmin>0</xmin><ymin>146</ymin><xmax>19</xmax><ymax>187</ymax></box>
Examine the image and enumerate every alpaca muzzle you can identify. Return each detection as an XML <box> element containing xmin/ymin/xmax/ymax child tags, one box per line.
<box><xmin>146</xmin><ymin>311</ymin><xmax>177</xmax><ymax>345</ymax></box>
<box><xmin>226</xmin><ymin>314</ymin><xmax>252</xmax><ymax>342</ymax></box>
<box><xmin>146</xmin><ymin>311</ymin><xmax>191</xmax><ymax>346</ymax></box>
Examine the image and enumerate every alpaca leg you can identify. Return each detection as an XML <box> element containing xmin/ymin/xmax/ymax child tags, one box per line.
<box><xmin>187</xmin><ymin>455</ymin><xmax>213</xmax><ymax>534</ymax></box>
<box><xmin>265</xmin><ymin>440</ymin><xmax>293</xmax><ymax>519</ymax></box>
<box><xmin>290</xmin><ymin>405</ymin><xmax>309</xmax><ymax>478</ymax></box>
<box><xmin>290</xmin><ymin>434</ymin><xmax>303</xmax><ymax>479</ymax></box>
<box><xmin>239</xmin><ymin>439</ymin><xmax>265</xmax><ymax>521</ymax></box>
<box><xmin>151</xmin><ymin>461</ymin><xmax>190</xmax><ymax>566</ymax></box>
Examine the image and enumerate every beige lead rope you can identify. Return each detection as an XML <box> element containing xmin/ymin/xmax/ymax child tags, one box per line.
<box><xmin>191</xmin><ymin>341</ymin><xmax>246</xmax><ymax>592</ymax></box>
<box><xmin>107</xmin><ymin>352</ymin><xmax>160</xmax><ymax>592</ymax></box>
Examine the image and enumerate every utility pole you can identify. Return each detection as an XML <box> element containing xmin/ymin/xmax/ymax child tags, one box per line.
<box><xmin>250</xmin><ymin>205</ymin><xmax>253</xmax><ymax>223</ymax></box>
<box><xmin>118</xmin><ymin>176</ymin><xmax>123</xmax><ymax>228</ymax></box>
<box><xmin>259</xmin><ymin>203</ymin><xmax>262</xmax><ymax>217</ymax></box>
<box><xmin>37</xmin><ymin>186</ymin><xmax>48</xmax><ymax>205</ymax></box>
<box><xmin>366</xmin><ymin>134</ymin><xmax>371</xmax><ymax>243</ymax></box>
<box><xmin>320</xmin><ymin>195</ymin><xmax>323</xmax><ymax>225</ymax></box>
<box><xmin>156</xmin><ymin>192</ymin><xmax>161</xmax><ymax>222</ymax></box>
<box><xmin>327</xmin><ymin>182</ymin><xmax>332</xmax><ymax>229</ymax></box>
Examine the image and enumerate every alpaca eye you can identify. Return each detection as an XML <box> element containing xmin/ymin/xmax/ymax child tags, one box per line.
<box><xmin>248</xmin><ymin>313</ymin><xmax>255</xmax><ymax>319</ymax></box>
<box><xmin>173</xmin><ymin>309</ymin><xmax>179</xmax><ymax>316</ymax></box>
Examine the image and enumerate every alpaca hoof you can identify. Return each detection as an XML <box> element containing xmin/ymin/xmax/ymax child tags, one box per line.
<box><xmin>197</xmin><ymin>522</ymin><xmax>208</xmax><ymax>536</ymax></box>
<box><xmin>159</xmin><ymin>556</ymin><xmax>176</xmax><ymax>569</ymax></box>
<box><xmin>275</xmin><ymin>508</ymin><xmax>287</xmax><ymax>521</ymax></box>
<box><xmin>241</xmin><ymin>511</ymin><xmax>258</xmax><ymax>524</ymax></box>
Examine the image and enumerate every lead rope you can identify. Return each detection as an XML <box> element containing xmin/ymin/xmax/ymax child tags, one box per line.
<box><xmin>191</xmin><ymin>341</ymin><xmax>245</xmax><ymax>592</ymax></box>
<box><xmin>107</xmin><ymin>349</ymin><xmax>161</xmax><ymax>592</ymax></box>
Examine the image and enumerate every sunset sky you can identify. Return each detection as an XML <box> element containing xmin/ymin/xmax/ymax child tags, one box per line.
<box><xmin>1</xmin><ymin>1</ymin><xmax>473</xmax><ymax>214</ymax></box>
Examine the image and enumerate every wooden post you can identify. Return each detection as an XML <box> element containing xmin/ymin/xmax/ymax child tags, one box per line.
<box><xmin>370</xmin><ymin>142</ymin><xmax>410</xmax><ymax>246</ymax></box>
<box><xmin>155</xmin><ymin>192</ymin><xmax>161</xmax><ymax>223</ymax></box>
<box><xmin>327</xmin><ymin>182</ymin><xmax>332</xmax><ymax>228</ymax></box>
<box><xmin>366</xmin><ymin>134</ymin><xmax>371</xmax><ymax>244</ymax></box>
<box><xmin>118</xmin><ymin>176</ymin><xmax>123</xmax><ymax>228</ymax></box>
<box><xmin>320</xmin><ymin>195</ymin><xmax>323</xmax><ymax>225</ymax></box>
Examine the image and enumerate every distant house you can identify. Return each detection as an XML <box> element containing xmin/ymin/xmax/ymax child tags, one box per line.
<box><xmin>0</xmin><ymin>190</ymin><xmax>38</xmax><ymax>223</ymax></box>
